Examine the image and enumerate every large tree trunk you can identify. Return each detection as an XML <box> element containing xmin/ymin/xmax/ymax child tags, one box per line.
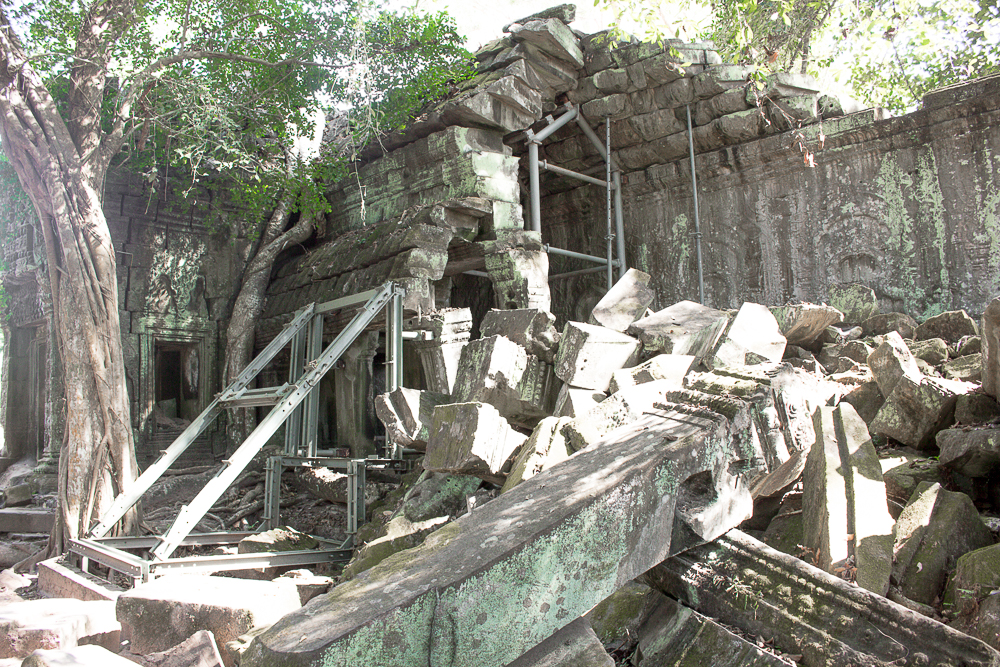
<box><xmin>223</xmin><ymin>187</ymin><xmax>316</xmax><ymax>449</ymax></box>
<box><xmin>0</xmin><ymin>17</ymin><xmax>139</xmax><ymax>555</ymax></box>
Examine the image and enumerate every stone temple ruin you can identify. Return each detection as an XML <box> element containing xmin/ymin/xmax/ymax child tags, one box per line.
<box><xmin>3</xmin><ymin>3</ymin><xmax>1000</xmax><ymax>666</ymax></box>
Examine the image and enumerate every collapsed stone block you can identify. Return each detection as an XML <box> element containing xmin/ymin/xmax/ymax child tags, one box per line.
<box><xmin>627</xmin><ymin>300</ymin><xmax>731</xmax><ymax>357</ymax></box>
<box><xmin>946</xmin><ymin>543</ymin><xmax>1000</xmax><ymax>643</ymax></box>
<box><xmin>828</xmin><ymin>283</ymin><xmax>879</xmax><ymax>324</ymax></box>
<box><xmin>862</xmin><ymin>312</ymin><xmax>917</xmax><ymax>339</ymax></box>
<box><xmin>872</xmin><ymin>374</ymin><xmax>972</xmax><ymax>449</ymax></box>
<box><xmin>137</xmin><ymin>629</ymin><xmax>225</xmax><ymax>667</ymax></box>
<box><xmin>507</xmin><ymin>617</ymin><xmax>614</xmax><ymax>667</ymax></box>
<box><xmin>644</xmin><ymin>529</ymin><xmax>1000</xmax><ymax>667</ymax></box>
<box><xmin>21</xmin><ymin>645</ymin><xmax>137</xmax><ymax>667</ymax></box>
<box><xmin>501</xmin><ymin>416</ymin><xmax>573</xmax><ymax>494</ymax></box>
<box><xmin>36</xmin><ymin>558</ymin><xmax>123</xmax><ymax>603</ymax></box>
<box><xmin>400</xmin><ymin>472</ymin><xmax>483</xmax><ymax>524</ymax></box>
<box><xmin>769</xmin><ymin>303</ymin><xmax>843</xmax><ymax>348</ymax></box>
<box><xmin>0</xmin><ymin>599</ymin><xmax>120</xmax><ymax>659</ymax></box>
<box><xmin>341</xmin><ymin>515</ymin><xmax>451</xmax><ymax>582</ymax></box>
<box><xmin>892</xmin><ymin>482</ymin><xmax>994</xmax><ymax>606</ymax></box>
<box><xmin>867</xmin><ymin>331</ymin><xmax>921</xmax><ymax>397</ymax></box>
<box><xmin>983</xmin><ymin>297</ymin><xmax>1000</xmax><ymax>399</ymax></box>
<box><xmin>0</xmin><ymin>508</ymin><xmax>54</xmax><ymax>533</ymax></box>
<box><xmin>405</xmin><ymin>308</ymin><xmax>472</xmax><ymax>394</ymax></box>
<box><xmin>375</xmin><ymin>387</ymin><xmax>452</xmax><ymax>451</ymax></box>
<box><xmin>761</xmin><ymin>491</ymin><xmax>804</xmax><ymax>556</ymax></box>
<box><xmin>242</xmin><ymin>392</ymin><xmax>756</xmax><ymax>667</ymax></box>
<box><xmin>2</xmin><ymin>483</ymin><xmax>32</xmax><ymax>507</ymax></box>
<box><xmin>484</xmin><ymin>237</ymin><xmax>550</xmax><ymax>311</ymax></box>
<box><xmin>839</xmin><ymin>380</ymin><xmax>885</xmax><ymax>425</ymax></box>
<box><xmin>908</xmin><ymin>337</ymin><xmax>949</xmax><ymax>365</ymax></box>
<box><xmin>480</xmin><ymin>308</ymin><xmax>560</xmax><ymax>363</ymax></box>
<box><xmin>957</xmin><ymin>393</ymin><xmax>1000</xmax><ymax>425</ymax></box>
<box><xmin>508</xmin><ymin>18</ymin><xmax>584</xmax><ymax>67</ymax></box>
<box><xmin>553</xmin><ymin>384</ymin><xmax>606</xmax><ymax>418</ymax></box>
<box><xmin>708</xmin><ymin>302</ymin><xmax>786</xmax><ymax>369</ymax></box>
<box><xmin>554</xmin><ymin>322</ymin><xmax>640</xmax><ymax>392</ymax></box>
<box><xmin>635</xmin><ymin>593</ymin><xmax>789</xmax><ymax>666</ymax></box>
<box><xmin>424</xmin><ymin>402</ymin><xmax>527</xmax><ymax>484</ymax></box>
<box><xmin>803</xmin><ymin>404</ymin><xmax>894</xmax><ymax>595</ymax></box>
<box><xmin>608</xmin><ymin>354</ymin><xmax>696</xmax><ymax>395</ymax></box>
<box><xmin>588</xmin><ymin>268</ymin><xmax>656</xmax><ymax>332</ymax></box>
<box><xmin>943</xmin><ymin>353</ymin><xmax>983</xmax><ymax>383</ymax></box>
<box><xmin>116</xmin><ymin>575</ymin><xmax>302</xmax><ymax>667</ymax></box>
<box><xmin>915</xmin><ymin>309</ymin><xmax>979</xmax><ymax>344</ymax></box>
<box><xmin>453</xmin><ymin>335</ymin><xmax>557</xmax><ymax>425</ymax></box>
<box><xmin>937</xmin><ymin>425</ymin><xmax>1000</xmax><ymax>477</ymax></box>
<box><xmin>585</xmin><ymin>582</ymin><xmax>659</xmax><ymax>645</ymax></box>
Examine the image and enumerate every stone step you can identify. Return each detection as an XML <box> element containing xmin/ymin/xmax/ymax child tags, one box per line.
<box><xmin>0</xmin><ymin>508</ymin><xmax>54</xmax><ymax>534</ymax></box>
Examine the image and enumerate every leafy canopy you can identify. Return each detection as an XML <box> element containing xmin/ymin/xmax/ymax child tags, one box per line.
<box><xmin>595</xmin><ymin>0</ymin><xmax>1000</xmax><ymax>113</ymax></box>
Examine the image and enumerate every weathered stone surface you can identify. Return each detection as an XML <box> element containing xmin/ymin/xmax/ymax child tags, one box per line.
<box><xmin>915</xmin><ymin>309</ymin><xmax>979</xmax><ymax>343</ymax></box>
<box><xmin>803</xmin><ymin>403</ymin><xmax>894</xmax><ymax>595</ymax></box>
<box><xmin>242</xmin><ymin>396</ymin><xmax>757</xmax><ymax>667</ymax></box>
<box><xmin>908</xmin><ymin>337</ymin><xmax>949</xmax><ymax>365</ymax></box>
<box><xmin>138</xmin><ymin>629</ymin><xmax>225</xmax><ymax>667</ymax></box>
<box><xmin>608</xmin><ymin>354</ymin><xmax>696</xmax><ymax>395</ymax></box>
<box><xmin>937</xmin><ymin>426</ymin><xmax>1000</xmax><ymax>477</ymax></box>
<box><xmin>862</xmin><ymin>312</ymin><xmax>917</xmax><ymax>339</ymax></box>
<box><xmin>769</xmin><ymin>303</ymin><xmax>843</xmax><ymax>347</ymax></box>
<box><xmin>21</xmin><ymin>645</ymin><xmax>137</xmax><ymax>667</ymax></box>
<box><xmin>273</xmin><ymin>570</ymin><xmax>334</xmax><ymax>606</ymax></box>
<box><xmin>453</xmin><ymin>335</ymin><xmax>557</xmax><ymax>425</ymax></box>
<box><xmin>485</xmin><ymin>246</ymin><xmax>551</xmax><ymax>312</ymax></box>
<box><xmin>828</xmin><ymin>284</ymin><xmax>879</xmax><ymax>324</ymax></box>
<box><xmin>635</xmin><ymin>593</ymin><xmax>788</xmax><ymax>666</ymax></box>
<box><xmin>840</xmin><ymin>380</ymin><xmax>885</xmax><ymax>425</ymax></box>
<box><xmin>507</xmin><ymin>617</ymin><xmax>614</xmax><ymax>667</ymax></box>
<box><xmin>405</xmin><ymin>308</ymin><xmax>472</xmax><ymax>394</ymax></box>
<box><xmin>424</xmin><ymin>402</ymin><xmax>527</xmax><ymax>484</ymax></box>
<box><xmin>943</xmin><ymin>353</ymin><xmax>983</xmax><ymax>383</ymax></box>
<box><xmin>881</xmin><ymin>456</ymin><xmax>944</xmax><ymax>519</ymax></box>
<box><xmin>872</xmin><ymin>374</ymin><xmax>971</xmax><ymax>449</ymax></box>
<box><xmin>588</xmin><ymin>269</ymin><xmax>656</xmax><ymax>332</ymax></box>
<box><xmin>116</xmin><ymin>575</ymin><xmax>302</xmax><ymax>667</ymax></box>
<box><xmin>627</xmin><ymin>301</ymin><xmax>731</xmax><ymax>357</ymax></box>
<box><xmin>239</xmin><ymin>527</ymin><xmax>318</xmax><ymax>554</ymax></box>
<box><xmin>2</xmin><ymin>484</ymin><xmax>32</xmax><ymax>507</ymax></box>
<box><xmin>0</xmin><ymin>508</ymin><xmax>53</xmax><ymax>533</ymax></box>
<box><xmin>946</xmin><ymin>543</ymin><xmax>1000</xmax><ymax>644</ymax></box>
<box><xmin>839</xmin><ymin>339</ymin><xmax>872</xmax><ymax>364</ymax></box>
<box><xmin>36</xmin><ymin>559</ymin><xmax>123</xmax><ymax>603</ymax></box>
<box><xmin>892</xmin><ymin>482</ymin><xmax>994</xmax><ymax>606</ymax></box>
<box><xmin>342</xmin><ymin>515</ymin><xmax>451</xmax><ymax>582</ymax></box>
<box><xmin>553</xmin><ymin>385</ymin><xmax>606</xmax><ymax>418</ymax></box>
<box><xmin>761</xmin><ymin>491</ymin><xmax>804</xmax><ymax>556</ymax></box>
<box><xmin>375</xmin><ymin>388</ymin><xmax>452</xmax><ymax>451</ymax></box>
<box><xmin>957</xmin><ymin>393</ymin><xmax>1000</xmax><ymax>425</ymax></box>
<box><xmin>503</xmin><ymin>4</ymin><xmax>576</xmax><ymax>31</ymax></box>
<box><xmin>644</xmin><ymin>530</ymin><xmax>1000</xmax><ymax>667</ymax></box>
<box><xmin>508</xmin><ymin>19</ymin><xmax>584</xmax><ymax>67</ymax></box>
<box><xmin>554</xmin><ymin>322</ymin><xmax>640</xmax><ymax>392</ymax></box>
<box><xmin>400</xmin><ymin>472</ymin><xmax>482</xmax><ymax>524</ymax></box>
<box><xmin>960</xmin><ymin>335</ymin><xmax>983</xmax><ymax>356</ymax></box>
<box><xmin>501</xmin><ymin>416</ymin><xmax>572</xmax><ymax>494</ymax></box>
<box><xmin>0</xmin><ymin>599</ymin><xmax>119</xmax><ymax>659</ymax></box>
<box><xmin>984</xmin><ymin>298</ymin><xmax>1000</xmax><ymax>399</ymax></box>
<box><xmin>708</xmin><ymin>302</ymin><xmax>786</xmax><ymax>369</ymax></box>
<box><xmin>867</xmin><ymin>331</ymin><xmax>921</xmax><ymax>398</ymax></box>
<box><xmin>480</xmin><ymin>309</ymin><xmax>560</xmax><ymax>363</ymax></box>
<box><xmin>585</xmin><ymin>582</ymin><xmax>658</xmax><ymax>645</ymax></box>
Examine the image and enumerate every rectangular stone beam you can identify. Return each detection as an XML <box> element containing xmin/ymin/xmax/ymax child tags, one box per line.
<box><xmin>643</xmin><ymin>529</ymin><xmax>1000</xmax><ymax>667</ymax></box>
<box><xmin>242</xmin><ymin>394</ymin><xmax>759</xmax><ymax>667</ymax></box>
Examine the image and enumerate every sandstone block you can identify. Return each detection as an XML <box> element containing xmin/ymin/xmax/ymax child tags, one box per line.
<box><xmin>424</xmin><ymin>402</ymin><xmax>527</xmax><ymax>484</ymax></box>
<box><xmin>375</xmin><ymin>387</ymin><xmax>452</xmax><ymax>451</ymax></box>
<box><xmin>937</xmin><ymin>426</ymin><xmax>1000</xmax><ymax>477</ymax></box>
<box><xmin>341</xmin><ymin>515</ymin><xmax>451</xmax><ymax>582</ymax></box>
<box><xmin>503</xmin><ymin>5</ymin><xmax>576</xmax><ymax>31</ymax></box>
<box><xmin>840</xmin><ymin>380</ymin><xmax>885</xmax><ymax>425</ymax></box>
<box><xmin>117</xmin><ymin>576</ymin><xmax>302</xmax><ymax>666</ymax></box>
<box><xmin>943</xmin><ymin>353</ymin><xmax>983</xmax><ymax>383</ymax></box>
<box><xmin>485</xmin><ymin>247</ymin><xmax>550</xmax><ymax>312</ymax></box>
<box><xmin>862</xmin><ymin>312</ymin><xmax>917</xmax><ymax>339</ymax></box>
<box><xmin>137</xmin><ymin>629</ymin><xmax>224</xmax><ymax>667</ymax></box>
<box><xmin>708</xmin><ymin>302</ymin><xmax>786</xmax><ymax>369</ymax></box>
<box><xmin>508</xmin><ymin>19</ymin><xmax>584</xmax><ymax>67</ymax></box>
<box><xmin>0</xmin><ymin>508</ymin><xmax>53</xmax><ymax>533</ymax></box>
<box><xmin>238</xmin><ymin>527</ymin><xmax>318</xmax><ymax>554</ymax></box>
<box><xmin>769</xmin><ymin>303</ymin><xmax>843</xmax><ymax>348</ymax></box>
<box><xmin>828</xmin><ymin>283</ymin><xmax>879</xmax><ymax>324</ymax></box>
<box><xmin>453</xmin><ymin>335</ymin><xmax>557</xmax><ymax>425</ymax></box>
<box><xmin>880</xmin><ymin>457</ymin><xmax>944</xmax><ymax>519</ymax></box>
<box><xmin>915</xmin><ymin>309</ymin><xmax>979</xmax><ymax>343</ymax></box>
<box><xmin>36</xmin><ymin>558</ymin><xmax>123</xmax><ymax>602</ymax></box>
<box><xmin>892</xmin><ymin>482</ymin><xmax>994</xmax><ymax>606</ymax></box>
<box><xmin>588</xmin><ymin>268</ymin><xmax>655</xmax><ymax>332</ymax></box>
<box><xmin>585</xmin><ymin>582</ymin><xmax>659</xmax><ymax>645</ymax></box>
<box><xmin>554</xmin><ymin>322</ymin><xmax>640</xmax><ymax>392</ymax></box>
<box><xmin>501</xmin><ymin>416</ymin><xmax>573</xmax><ymax>494</ymax></box>
<box><xmin>867</xmin><ymin>331</ymin><xmax>921</xmax><ymax>398</ymax></box>
<box><xmin>608</xmin><ymin>354</ymin><xmax>696</xmax><ymax>395</ymax></box>
<box><xmin>553</xmin><ymin>384</ymin><xmax>606</xmax><ymax>418</ymax></box>
<box><xmin>983</xmin><ymin>297</ymin><xmax>1000</xmax><ymax>399</ymax></box>
<box><xmin>3</xmin><ymin>483</ymin><xmax>32</xmax><ymax>508</ymax></box>
<box><xmin>946</xmin><ymin>543</ymin><xmax>1000</xmax><ymax>622</ymax></box>
<box><xmin>908</xmin><ymin>337</ymin><xmax>949</xmax><ymax>365</ymax></box>
<box><xmin>507</xmin><ymin>617</ymin><xmax>613</xmax><ymax>667</ymax></box>
<box><xmin>21</xmin><ymin>645</ymin><xmax>136</xmax><ymax>667</ymax></box>
<box><xmin>627</xmin><ymin>300</ymin><xmax>730</xmax><ymax>357</ymax></box>
<box><xmin>480</xmin><ymin>309</ymin><xmax>560</xmax><ymax>363</ymax></box>
<box><xmin>872</xmin><ymin>374</ymin><xmax>971</xmax><ymax>449</ymax></box>
<box><xmin>956</xmin><ymin>393</ymin><xmax>1000</xmax><ymax>425</ymax></box>
<box><xmin>0</xmin><ymin>599</ymin><xmax>119</xmax><ymax>659</ymax></box>
<box><xmin>400</xmin><ymin>472</ymin><xmax>482</xmax><ymax>524</ymax></box>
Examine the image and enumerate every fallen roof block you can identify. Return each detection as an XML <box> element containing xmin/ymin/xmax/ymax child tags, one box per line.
<box><xmin>242</xmin><ymin>395</ymin><xmax>757</xmax><ymax>667</ymax></box>
<box><xmin>506</xmin><ymin>617</ymin><xmax>614</xmax><ymax>667</ymax></box>
<box><xmin>0</xmin><ymin>599</ymin><xmax>120</xmax><ymax>660</ymax></box>
<box><xmin>643</xmin><ymin>529</ymin><xmax>1000</xmax><ymax>667</ymax></box>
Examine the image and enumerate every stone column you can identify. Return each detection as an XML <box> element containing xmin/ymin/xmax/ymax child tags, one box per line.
<box><xmin>334</xmin><ymin>331</ymin><xmax>380</xmax><ymax>458</ymax></box>
<box><xmin>405</xmin><ymin>308</ymin><xmax>472</xmax><ymax>394</ymax></box>
<box><xmin>484</xmin><ymin>231</ymin><xmax>550</xmax><ymax>312</ymax></box>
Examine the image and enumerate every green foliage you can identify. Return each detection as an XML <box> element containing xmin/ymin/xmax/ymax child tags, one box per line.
<box><xmin>595</xmin><ymin>0</ymin><xmax>1000</xmax><ymax>112</ymax></box>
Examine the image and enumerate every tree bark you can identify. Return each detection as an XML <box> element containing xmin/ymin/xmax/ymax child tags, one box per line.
<box><xmin>0</xmin><ymin>16</ymin><xmax>139</xmax><ymax>553</ymax></box>
<box><xmin>223</xmin><ymin>186</ymin><xmax>316</xmax><ymax>449</ymax></box>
